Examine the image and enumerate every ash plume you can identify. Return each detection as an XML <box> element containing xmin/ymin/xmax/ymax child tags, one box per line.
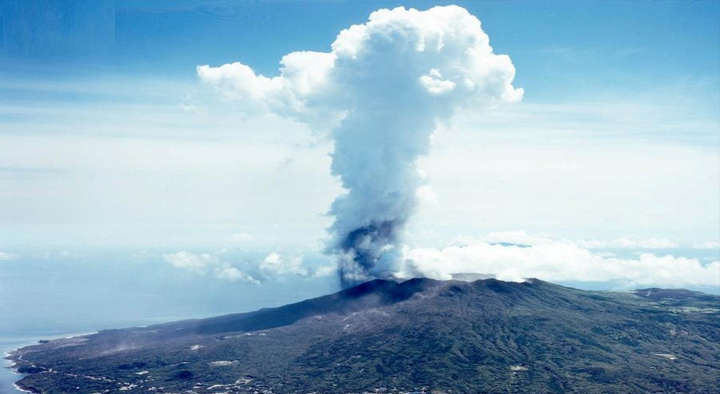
<box><xmin>198</xmin><ymin>6</ymin><xmax>523</xmax><ymax>287</ymax></box>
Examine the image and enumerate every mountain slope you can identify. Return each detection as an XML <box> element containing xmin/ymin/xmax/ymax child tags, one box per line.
<box><xmin>8</xmin><ymin>278</ymin><xmax>720</xmax><ymax>394</ymax></box>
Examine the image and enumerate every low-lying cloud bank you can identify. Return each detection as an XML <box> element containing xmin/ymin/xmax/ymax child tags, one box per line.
<box><xmin>474</xmin><ymin>231</ymin><xmax>684</xmax><ymax>250</ymax></box>
<box><xmin>161</xmin><ymin>231</ymin><xmax>719</xmax><ymax>289</ymax></box>
<box><xmin>162</xmin><ymin>250</ymin><xmax>334</xmax><ymax>283</ymax></box>
<box><xmin>692</xmin><ymin>241</ymin><xmax>720</xmax><ymax>250</ymax></box>
<box><xmin>399</xmin><ymin>232</ymin><xmax>720</xmax><ymax>289</ymax></box>
<box><xmin>0</xmin><ymin>251</ymin><xmax>17</xmax><ymax>261</ymax></box>
<box><xmin>162</xmin><ymin>251</ymin><xmax>216</xmax><ymax>274</ymax></box>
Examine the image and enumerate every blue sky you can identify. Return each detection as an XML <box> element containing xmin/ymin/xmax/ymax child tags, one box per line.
<box><xmin>0</xmin><ymin>1</ymin><xmax>718</xmax><ymax>289</ymax></box>
<box><xmin>3</xmin><ymin>1</ymin><xmax>718</xmax><ymax>97</ymax></box>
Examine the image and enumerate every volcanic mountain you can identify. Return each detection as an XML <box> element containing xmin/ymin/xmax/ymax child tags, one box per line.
<box><xmin>7</xmin><ymin>278</ymin><xmax>720</xmax><ymax>393</ymax></box>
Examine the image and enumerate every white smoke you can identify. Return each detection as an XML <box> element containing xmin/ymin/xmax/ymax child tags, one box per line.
<box><xmin>198</xmin><ymin>6</ymin><xmax>523</xmax><ymax>287</ymax></box>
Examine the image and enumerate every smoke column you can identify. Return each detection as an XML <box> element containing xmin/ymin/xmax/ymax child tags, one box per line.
<box><xmin>198</xmin><ymin>6</ymin><xmax>523</xmax><ymax>287</ymax></box>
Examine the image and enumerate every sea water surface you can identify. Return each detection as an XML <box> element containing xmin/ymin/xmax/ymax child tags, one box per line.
<box><xmin>0</xmin><ymin>249</ymin><xmax>339</xmax><ymax>394</ymax></box>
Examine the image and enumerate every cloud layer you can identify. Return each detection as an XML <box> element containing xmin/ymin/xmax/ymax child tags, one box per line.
<box><xmin>0</xmin><ymin>251</ymin><xmax>16</xmax><ymax>261</ymax></box>
<box><xmin>473</xmin><ymin>231</ymin><xmax>681</xmax><ymax>250</ymax></box>
<box><xmin>163</xmin><ymin>250</ymin><xmax>334</xmax><ymax>283</ymax></box>
<box><xmin>163</xmin><ymin>251</ymin><xmax>259</xmax><ymax>282</ymax></box>
<box><xmin>199</xmin><ymin>5</ymin><xmax>522</xmax><ymax>287</ymax></box>
<box><xmin>157</xmin><ymin>229</ymin><xmax>719</xmax><ymax>290</ymax></box>
<box><xmin>401</xmin><ymin>232</ymin><xmax>720</xmax><ymax>289</ymax></box>
<box><xmin>162</xmin><ymin>251</ymin><xmax>215</xmax><ymax>274</ymax></box>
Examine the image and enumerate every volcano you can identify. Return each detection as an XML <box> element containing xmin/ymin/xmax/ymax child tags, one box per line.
<box><xmin>7</xmin><ymin>278</ymin><xmax>720</xmax><ymax>393</ymax></box>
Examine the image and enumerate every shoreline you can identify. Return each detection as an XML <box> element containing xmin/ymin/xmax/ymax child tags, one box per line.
<box><xmin>13</xmin><ymin>381</ymin><xmax>40</xmax><ymax>394</ymax></box>
<box><xmin>2</xmin><ymin>338</ymin><xmax>41</xmax><ymax>394</ymax></box>
<box><xmin>4</xmin><ymin>331</ymin><xmax>97</xmax><ymax>362</ymax></box>
<box><xmin>2</xmin><ymin>332</ymin><xmax>98</xmax><ymax>394</ymax></box>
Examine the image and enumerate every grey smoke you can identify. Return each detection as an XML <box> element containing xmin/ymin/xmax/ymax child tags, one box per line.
<box><xmin>198</xmin><ymin>5</ymin><xmax>523</xmax><ymax>287</ymax></box>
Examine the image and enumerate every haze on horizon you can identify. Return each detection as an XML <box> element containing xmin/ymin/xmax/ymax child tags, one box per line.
<box><xmin>0</xmin><ymin>1</ymin><xmax>719</xmax><ymax>292</ymax></box>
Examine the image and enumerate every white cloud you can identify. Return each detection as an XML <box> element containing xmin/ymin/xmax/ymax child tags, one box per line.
<box><xmin>450</xmin><ymin>231</ymin><xmax>678</xmax><ymax>250</ymax></box>
<box><xmin>229</xmin><ymin>232</ymin><xmax>253</xmax><ymax>242</ymax></box>
<box><xmin>162</xmin><ymin>251</ymin><xmax>215</xmax><ymax>274</ymax></box>
<box><xmin>420</xmin><ymin>69</ymin><xmax>456</xmax><ymax>95</ymax></box>
<box><xmin>400</xmin><ymin>234</ymin><xmax>720</xmax><ymax>288</ymax></box>
<box><xmin>416</xmin><ymin>185</ymin><xmax>438</xmax><ymax>204</ymax></box>
<box><xmin>214</xmin><ymin>263</ymin><xmax>258</xmax><ymax>283</ymax></box>
<box><xmin>0</xmin><ymin>251</ymin><xmax>17</xmax><ymax>261</ymax></box>
<box><xmin>197</xmin><ymin>52</ymin><xmax>340</xmax><ymax>131</ymax></box>
<box><xmin>692</xmin><ymin>241</ymin><xmax>720</xmax><ymax>250</ymax></box>
<box><xmin>259</xmin><ymin>252</ymin><xmax>337</xmax><ymax>278</ymax></box>
<box><xmin>178</xmin><ymin>94</ymin><xmax>205</xmax><ymax>115</ymax></box>
<box><xmin>160</xmin><ymin>249</ymin><xmax>333</xmax><ymax>281</ymax></box>
<box><xmin>577</xmin><ymin>237</ymin><xmax>678</xmax><ymax>249</ymax></box>
<box><xmin>479</xmin><ymin>231</ymin><xmax>559</xmax><ymax>246</ymax></box>
<box><xmin>259</xmin><ymin>252</ymin><xmax>309</xmax><ymax>277</ymax></box>
<box><xmin>31</xmin><ymin>250</ymin><xmax>79</xmax><ymax>260</ymax></box>
<box><xmin>313</xmin><ymin>264</ymin><xmax>338</xmax><ymax>277</ymax></box>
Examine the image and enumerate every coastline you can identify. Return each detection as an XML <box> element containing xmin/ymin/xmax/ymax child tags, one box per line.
<box><xmin>12</xmin><ymin>382</ymin><xmax>39</xmax><ymax>394</ymax></box>
<box><xmin>2</xmin><ymin>339</ymin><xmax>38</xmax><ymax>394</ymax></box>
<box><xmin>2</xmin><ymin>332</ymin><xmax>97</xmax><ymax>394</ymax></box>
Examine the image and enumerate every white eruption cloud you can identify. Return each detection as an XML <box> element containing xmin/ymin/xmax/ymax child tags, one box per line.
<box><xmin>198</xmin><ymin>6</ymin><xmax>523</xmax><ymax>287</ymax></box>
